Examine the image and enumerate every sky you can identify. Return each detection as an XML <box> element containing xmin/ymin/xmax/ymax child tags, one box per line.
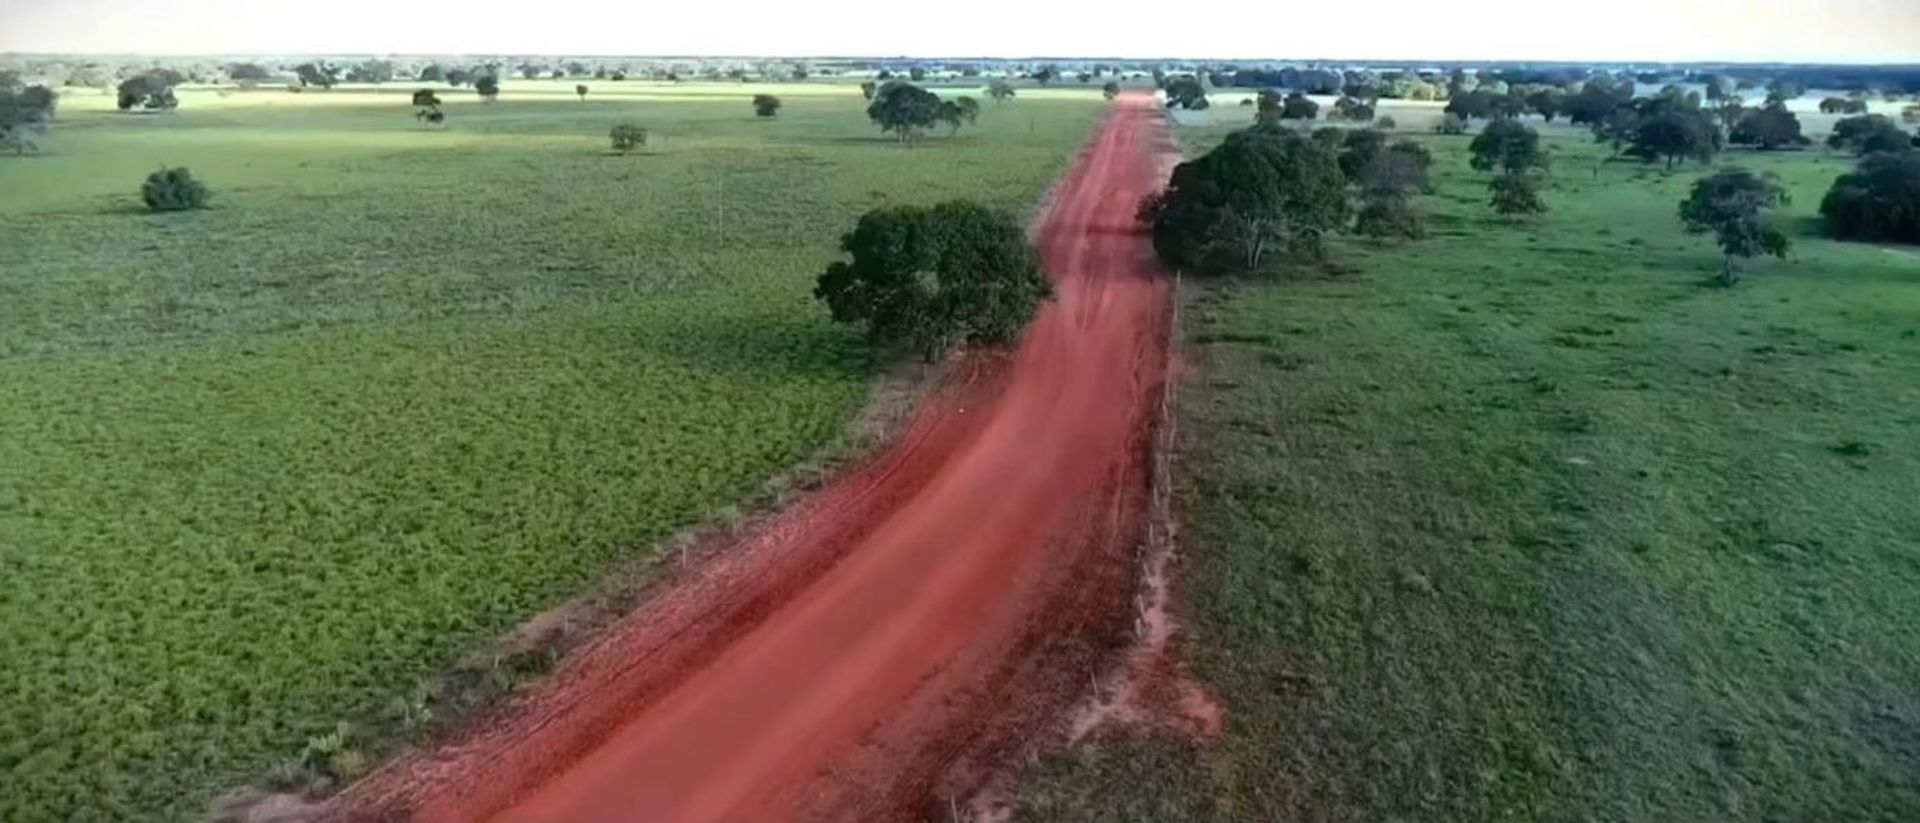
<box><xmin>3</xmin><ymin>0</ymin><xmax>1918</xmax><ymax>64</ymax></box>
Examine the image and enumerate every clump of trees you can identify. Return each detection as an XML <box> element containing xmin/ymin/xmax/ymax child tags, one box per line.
<box><xmin>141</xmin><ymin>167</ymin><xmax>210</xmax><ymax>211</ymax></box>
<box><xmin>117</xmin><ymin>69</ymin><xmax>181</xmax><ymax>112</ymax></box>
<box><xmin>987</xmin><ymin>81</ymin><xmax>1016</xmax><ymax>104</ymax></box>
<box><xmin>1826</xmin><ymin>115</ymin><xmax>1913</xmax><ymax>155</ymax></box>
<box><xmin>1351</xmin><ymin>135</ymin><xmax>1433</xmax><ymax>239</ymax></box>
<box><xmin>753</xmin><ymin>94</ymin><xmax>782</xmax><ymax>117</ymax></box>
<box><xmin>0</xmin><ymin>82</ymin><xmax>57</xmax><ymax>154</ymax></box>
<box><xmin>1329</xmin><ymin>96</ymin><xmax>1375</xmax><ymax>122</ymax></box>
<box><xmin>938</xmin><ymin>96</ymin><xmax>980</xmax><ymax>134</ymax></box>
<box><xmin>1281</xmin><ymin>91</ymin><xmax>1318</xmax><ymax>122</ymax></box>
<box><xmin>866</xmin><ymin>81</ymin><xmax>954</xmax><ymax>142</ymax></box>
<box><xmin>293</xmin><ymin>62</ymin><xmax>339</xmax><ymax>90</ymax></box>
<box><xmin>1728</xmin><ymin>103</ymin><xmax>1809</xmax><ymax>150</ymax></box>
<box><xmin>1677</xmin><ymin>168</ymin><xmax>1791</xmax><ymax>285</ymax></box>
<box><xmin>1470</xmin><ymin>119</ymin><xmax>1549</xmax><ymax>216</ymax></box>
<box><xmin>609</xmin><ymin>122</ymin><xmax>649</xmax><ymax>153</ymax></box>
<box><xmin>1165</xmin><ymin>76</ymin><xmax>1208</xmax><ymax>110</ymax></box>
<box><xmin>1821</xmin><ymin>151</ymin><xmax>1920</xmax><ymax>244</ymax></box>
<box><xmin>1138</xmin><ymin>126</ymin><xmax>1349</xmax><ymax>274</ymax></box>
<box><xmin>1818</xmin><ymin>96</ymin><xmax>1869</xmax><ymax>115</ymax></box>
<box><xmin>814</xmin><ymin>200</ymin><xmax>1053</xmax><ymax>360</ymax></box>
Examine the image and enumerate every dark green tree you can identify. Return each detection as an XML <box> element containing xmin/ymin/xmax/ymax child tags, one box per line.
<box><xmin>1330</xmin><ymin>95</ymin><xmax>1375</xmax><ymax>122</ymax></box>
<box><xmin>1469</xmin><ymin>119</ymin><xmax>1547</xmax><ymax>175</ymax></box>
<box><xmin>141</xmin><ymin>167</ymin><xmax>210</xmax><ymax>211</ymax></box>
<box><xmin>1487</xmin><ymin>172</ymin><xmax>1546</xmax><ymax>216</ymax></box>
<box><xmin>609</xmin><ymin>122</ymin><xmax>649</xmax><ymax>153</ymax></box>
<box><xmin>860</xmin><ymin>80</ymin><xmax>878</xmax><ymax>101</ymax></box>
<box><xmin>576</xmin><ymin>84</ymin><xmax>588</xmax><ymax>101</ymax></box>
<box><xmin>987</xmin><ymin>81</ymin><xmax>1016</xmax><ymax>104</ymax></box>
<box><xmin>867</xmin><ymin>81</ymin><xmax>943</xmax><ymax>142</ymax></box>
<box><xmin>0</xmin><ymin>84</ymin><xmax>58</xmax><ymax>154</ymax></box>
<box><xmin>1678</xmin><ymin>168</ymin><xmax>1791</xmax><ymax>285</ymax></box>
<box><xmin>1826</xmin><ymin>114</ymin><xmax>1913</xmax><ymax>155</ymax></box>
<box><xmin>1281</xmin><ymin>91</ymin><xmax>1318</xmax><ymax>121</ymax></box>
<box><xmin>474</xmin><ymin>74</ymin><xmax>500</xmax><ymax>102</ymax></box>
<box><xmin>1139</xmin><ymin>127</ymin><xmax>1350</xmax><ymax>273</ymax></box>
<box><xmin>1164</xmin><ymin>76</ymin><xmax>1208</xmax><ymax>110</ymax></box>
<box><xmin>1625</xmin><ymin>98</ymin><xmax>1720</xmax><ymax>169</ymax></box>
<box><xmin>814</xmin><ymin>201</ymin><xmax>1053</xmax><ymax>360</ymax></box>
<box><xmin>1102</xmin><ymin>81</ymin><xmax>1121</xmax><ymax>101</ymax></box>
<box><xmin>293</xmin><ymin>62</ymin><xmax>338</xmax><ymax>89</ymax></box>
<box><xmin>753</xmin><ymin>94</ymin><xmax>782</xmax><ymax>117</ymax></box>
<box><xmin>1820</xmin><ymin>150</ymin><xmax>1920</xmax><ymax>243</ymax></box>
<box><xmin>419</xmin><ymin>64</ymin><xmax>446</xmax><ymax>83</ymax></box>
<box><xmin>116</xmin><ymin>70</ymin><xmax>180</xmax><ymax>111</ymax></box>
<box><xmin>1729</xmin><ymin>103</ymin><xmax>1809</xmax><ymax>150</ymax></box>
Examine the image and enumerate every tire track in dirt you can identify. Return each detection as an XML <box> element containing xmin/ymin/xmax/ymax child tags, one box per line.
<box><xmin>322</xmin><ymin>94</ymin><xmax>1177</xmax><ymax>823</ymax></box>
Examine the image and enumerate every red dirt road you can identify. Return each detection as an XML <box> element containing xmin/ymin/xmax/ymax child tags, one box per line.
<box><xmin>326</xmin><ymin>95</ymin><xmax>1177</xmax><ymax>823</ymax></box>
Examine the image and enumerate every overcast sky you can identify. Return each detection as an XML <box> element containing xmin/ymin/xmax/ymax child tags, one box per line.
<box><xmin>3</xmin><ymin>0</ymin><xmax>1917</xmax><ymax>63</ymax></box>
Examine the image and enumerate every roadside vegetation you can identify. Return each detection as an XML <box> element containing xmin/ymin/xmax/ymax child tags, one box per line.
<box><xmin>1022</xmin><ymin>83</ymin><xmax>1920</xmax><ymax>820</ymax></box>
<box><xmin>0</xmin><ymin>78</ymin><xmax>1106</xmax><ymax>821</ymax></box>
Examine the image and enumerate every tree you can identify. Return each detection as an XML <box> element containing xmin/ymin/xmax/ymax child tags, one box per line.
<box><xmin>909</xmin><ymin>67</ymin><xmax>927</xmax><ymax>82</ymax></box>
<box><xmin>1487</xmin><ymin>172</ymin><xmax>1546</xmax><ymax>217</ymax></box>
<box><xmin>1729</xmin><ymin>103</ymin><xmax>1809</xmax><ymax>149</ymax></box>
<box><xmin>987</xmin><ymin>81</ymin><xmax>1016</xmax><ymax>104</ymax></box>
<box><xmin>474</xmin><ymin>74</ymin><xmax>500</xmax><ymax>102</ymax></box>
<box><xmin>1677</xmin><ymin>168</ymin><xmax>1791</xmax><ymax>285</ymax></box>
<box><xmin>1281</xmin><ymin>91</ymin><xmax>1318</xmax><ymax>122</ymax></box>
<box><xmin>609</xmin><ymin>122</ymin><xmax>649</xmax><ymax>153</ymax></box>
<box><xmin>1625</xmin><ymin>99</ymin><xmax>1720</xmax><ymax>169</ymax></box>
<box><xmin>519</xmin><ymin>64</ymin><xmax>544</xmax><ymax>81</ymax></box>
<box><xmin>116</xmin><ymin>70</ymin><xmax>180</xmax><ymax>111</ymax></box>
<box><xmin>1564</xmin><ymin>76</ymin><xmax>1631</xmax><ymax>125</ymax></box>
<box><xmin>446</xmin><ymin>67</ymin><xmax>473</xmax><ymax>87</ymax></box>
<box><xmin>1139</xmin><ymin>126</ymin><xmax>1350</xmax><ymax>274</ymax></box>
<box><xmin>1254</xmin><ymin>89</ymin><xmax>1283</xmax><ymax>126</ymax></box>
<box><xmin>347</xmin><ymin>60</ymin><xmax>395</xmax><ymax>84</ymax></box>
<box><xmin>1164</xmin><ymin>76</ymin><xmax>1208</xmax><ymax>110</ymax></box>
<box><xmin>1819</xmin><ymin>96</ymin><xmax>1868</xmax><ymax>115</ymax></box>
<box><xmin>814</xmin><ymin>201</ymin><xmax>1053</xmax><ymax>360</ymax></box>
<box><xmin>141</xmin><ymin>166</ymin><xmax>210</xmax><ymax>211</ymax></box>
<box><xmin>1469</xmin><ymin>119</ymin><xmax>1547</xmax><ymax>175</ymax></box>
<box><xmin>0</xmin><ymin>84</ymin><xmax>58</xmax><ymax>154</ymax></box>
<box><xmin>1102</xmin><ymin>81</ymin><xmax>1121</xmax><ymax>101</ymax></box>
<box><xmin>1526</xmin><ymin>88</ymin><xmax>1565</xmax><ymax>121</ymax></box>
<box><xmin>1434</xmin><ymin>113</ymin><xmax>1468</xmax><ymax>135</ymax></box>
<box><xmin>860</xmin><ymin>81</ymin><xmax>878</xmax><ymax>101</ymax></box>
<box><xmin>867</xmin><ymin>81</ymin><xmax>943</xmax><ymax>142</ymax></box>
<box><xmin>226</xmin><ymin>62</ymin><xmax>271</xmax><ymax>83</ymax></box>
<box><xmin>753</xmin><ymin>94</ymin><xmax>782</xmax><ymax>117</ymax></box>
<box><xmin>1765</xmin><ymin>81</ymin><xmax>1804</xmax><ymax>105</ymax></box>
<box><xmin>1826</xmin><ymin>114</ymin><xmax>1913</xmax><ymax>155</ymax></box>
<box><xmin>419</xmin><ymin>64</ymin><xmax>446</xmax><ymax>83</ymax></box>
<box><xmin>1335</xmin><ymin>128</ymin><xmax>1388</xmax><ymax>182</ymax></box>
<box><xmin>293</xmin><ymin>62</ymin><xmax>338</xmax><ymax>89</ymax></box>
<box><xmin>937</xmin><ymin>96</ymin><xmax>980</xmax><ymax>133</ymax></box>
<box><xmin>1820</xmin><ymin>150</ymin><xmax>1920</xmax><ymax>243</ymax></box>
<box><xmin>1330</xmin><ymin>95</ymin><xmax>1375</xmax><ymax>122</ymax></box>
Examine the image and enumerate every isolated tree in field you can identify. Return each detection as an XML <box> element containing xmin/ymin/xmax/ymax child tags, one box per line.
<box><xmin>1819</xmin><ymin>96</ymin><xmax>1867</xmax><ymax>115</ymax></box>
<box><xmin>909</xmin><ymin>67</ymin><xmax>927</xmax><ymax>82</ymax></box>
<box><xmin>1253</xmin><ymin>89</ymin><xmax>1283</xmax><ymax>126</ymax></box>
<box><xmin>141</xmin><ymin>166</ymin><xmax>210</xmax><ymax>211</ymax></box>
<box><xmin>1102</xmin><ymin>81</ymin><xmax>1120</xmax><ymax>101</ymax></box>
<box><xmin>814</xmin><ymin>201</ymin><xmax>1053</xmax><ymax>360</ymax></box>
<box><xmin>0</xmin><ymin>84</ymin><xmax>58</xmax><ymax>154</ymax></box>
<box><xmin>1469</xmin><ymin>119</ymin><xmax>1546</xmax><ymax>175</ymax></box>
<box><xmin>293</xmin><ymin>62</ymin><xmax>338</xmax><ymax>89</ymax></box>
<box><xmin>609</xmin><ymin>122</ymin><xmax>649</xmax><ymax>153</ymax></box>
<box><xmin>1164</xmin><ymin>76</ymin><xmax>1208</xmax><ymax>110</ymax></box>
<box><xmin>226</xmin><ymin>62</ymin><xmax>271</xmax><ymax>84</ymax></box>
<box><xmin>752</xmin><ymin>94</ymin><xmax>782</xmax><ymax>117</ymax></box>
<box><xmin>1487</xmin><ymin>172</ymin><xmax>1546</xmax><ymax>217</ymax></box>
<box><xmin>1820</xmin><ymin>150</ymin><xmax>1920</xmax><ymax>243</ymax></box>
<box><xmin>1728</xmin><ymin>103</ymin><xmax>1808</xmax><ymax>150</ymax></box>
<box><xmin>410</xmin><ymin>89</ymin><xmax>444</xmax><ymax>124</ymax></box>
<box><xmin>1139</xmin><ymin>126</ymin><xmax>1349</xmax><ymax>273</ymax></box>
<box><xmin>1626</xmin><ymin>100</ymin><xmax>1721</xmax><ymax>169</ymax></box>
<box><xmin>1330</xmin><ymin>96</ymin><xmax>1374</xmax><ymax>122</ymax></box>
<box><xmin>1826</xmin><ymin>114</ymin><xmax>1912</xmax><ymax>155</ymax></box>
<box><xmin>445</xmin><ymin>67</ymin><xmax>473</xmax><ymax>87</ymax></box>
<box><xmin>576</xmin><ymin>84</ymin><xmax>588</xmax><ymax>101</ymax></box>
<box><xmin>1678</xmin><ymin>168</ymin><xmax>1791</xmax><ymax>285</ymax></box>
<box><xmin>866</xmin><ymin>81</ymin><xmax>943</xmax><ymax>142</ymax></box>
<box><xmin>116</xmin><ymin>70</ymin><xmax>180</xmax><ymax>111</ymax></box>
<box><xmin>474</xmin><ymin>74</ymin><xmax>500</xmax><ymax>103</ymax></box>
<box><xmin>987</xmin><ymin>81</ymin><xmax>1016</xmax><ymax>104</ymax></box>
<box><xmin>1281</xmin><ymin>91</ymin><xmax>1318</xmax><ymax>122</ymax></box>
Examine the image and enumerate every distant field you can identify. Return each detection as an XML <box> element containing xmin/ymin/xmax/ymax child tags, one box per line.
<box><xmin>1021</xmin><ymin>113</ymin><xmax>1920</xmax><ymax>819</ymax></box>
<box><xmin>0</xmin><ymin>80</ymin><xmax>1107</xmax><ymax>820</ymax></box>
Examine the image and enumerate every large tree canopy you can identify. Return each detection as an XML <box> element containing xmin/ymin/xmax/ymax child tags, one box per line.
<box><xmin>1729</xmin><ymin>103</ymin><xmax>1809</xmax><ymax>150</ymax></box>
<box><xmin>116</xmin><ymin>69</ymin><xmax>180</xmax><ymax>112</ymax></box>
<box><xmin>1469</xmin><ymin>119</ymin><xmax>1547</xmax><ymax>175</ymax></box>
<box><xmin>0</xmin><ymin>84</ymin><xmax>58</xmax><ymax>154</ymax></box>
<box><xmin>1678</xmin><ymin>168</ymin><xmax>1792</xmax><ymax>285</ymax></box>
<box><xmin>1826</xmin><ymin>114</ymin><xmax>1914</xmax><ymax>155</ymax></box>
<box><xmin>1139</xmin><ymin>126</ymin><xmax>1349</xmax><ymax>274</ymax></box>
<box><xmin>814</xmin><ymin>201</ymin><xmax>1052</xmax><ymax>359</ymax></box>
<box><xmin>1821</xmin><ymin>151</ymin><xmax>1920</xmax><ymax>244</ymax></box>
<box><xmin>1164</xmin><ymin>76</ymin><xmax>1208</xmax><ymax>110</ymax></box>
<box><xmin>866</xmin><ymin>80</ymin><xmax>944</xmax><ymax>142</ymax></box>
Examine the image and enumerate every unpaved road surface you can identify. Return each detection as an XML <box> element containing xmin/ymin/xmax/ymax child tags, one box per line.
<box><xmin>327</xmin><ymin>94</ymin><xmax>1177</xmax><ymax>823</ymax></box>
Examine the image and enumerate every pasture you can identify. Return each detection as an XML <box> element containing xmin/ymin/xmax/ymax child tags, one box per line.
<box><xmin>0</xmin><ymin>79</ymin><xmax>1107</xmax><ymax>820</ymax></box>
<box><xmin>1021</xmin><ymin>103</ymin><xmax>1920</xmax><ymax>819</ymax></box>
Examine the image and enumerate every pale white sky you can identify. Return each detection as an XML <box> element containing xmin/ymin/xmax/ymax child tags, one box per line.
<box><xmin>3</xmin><ymin>0</ymin><xmax>1917</xmax><ymax>63</ymax></box>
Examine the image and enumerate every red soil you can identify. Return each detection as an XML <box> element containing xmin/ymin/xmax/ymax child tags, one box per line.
<box><xmin>324</xmin><ymin>94</ymin><xmax>1177</xmax><ymax>823</ymax></box>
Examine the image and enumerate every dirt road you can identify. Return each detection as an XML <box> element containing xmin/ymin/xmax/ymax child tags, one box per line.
<box><xmin>328</xmin><ymin>94</ymin><xmax>1177</xmax><ymax>823</ymax></box>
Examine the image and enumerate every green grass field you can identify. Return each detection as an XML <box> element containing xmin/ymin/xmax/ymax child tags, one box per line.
<box><xmin>0</xmin><ymin>79</ymin><xmax>1107</xmax><ymax>820</ymax></box>
<box><xmin>1021</xmin><ymin>105</ymin><xmax>1920</xmax><ymax>820</ymax></box>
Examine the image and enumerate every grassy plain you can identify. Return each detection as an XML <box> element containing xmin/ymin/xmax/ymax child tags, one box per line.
<box><xmin>1021</xmin><ymin>103</ymin><xmax>1920</xmax><ymax>820</ymax></box>
<box><xmin>0</xmin><ymin>79</ymin><xmax>1107</xmax><ymax>820</ymax></box>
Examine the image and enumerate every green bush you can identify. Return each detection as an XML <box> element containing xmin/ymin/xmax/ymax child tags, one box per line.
<box><xmin>140</xmin><ymin>167</ymin><xmax>210</xmax><ymax>212</ymax></box>
<box><xmin>609</xmin><ymin>122</ymin><xmax>649</xmax><ymax>153</ymax></box>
